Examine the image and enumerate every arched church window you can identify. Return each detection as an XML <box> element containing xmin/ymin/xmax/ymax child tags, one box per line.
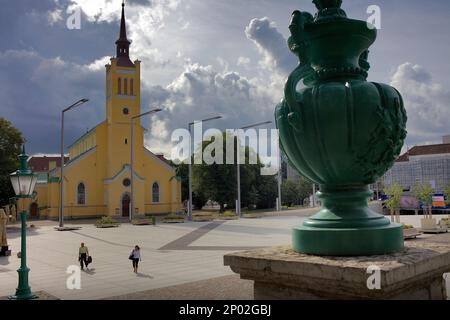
<box><xmin>130</xmin><ymin>79</ymin><xmax>134</xmax><ymax>96</ymax></box>
<box><xmin>77</xmin><ymin>183</ymin><xmax>86</xmax><ymax>205</ymax></box>
<box><xmin>124</xmin><ymin>78</ymin><xmax>128</xmax><ymax>95</ymax></box>
<box><xmin>152</xmin><ymin>182</ymin><xmax>160</xmax><ymax>203</ymax></box>
<box><xmin>118</xmin><ymin>78</ymin><xmax>122</xmax><ymax>95</ymax></box>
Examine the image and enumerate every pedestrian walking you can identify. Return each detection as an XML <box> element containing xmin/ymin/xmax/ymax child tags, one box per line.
<box><xmin>129</xmin><ymin>245</ymin><xmax>141</xmax><ymax>273</ymax></box>
<box><xmin>78</xmin><ymin>242</ymin><xmax>90</xmax><ymax>271</ymax></box>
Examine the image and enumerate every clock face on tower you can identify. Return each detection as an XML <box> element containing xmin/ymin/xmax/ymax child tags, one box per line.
<box><xmin>123</xmin><ymin>178</ymin><xmax>131</xmax><ymax>187</ymax></box>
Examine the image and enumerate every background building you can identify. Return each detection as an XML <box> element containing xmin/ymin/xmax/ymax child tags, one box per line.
<box><xmin>382</xmin><ymin>136</ymin><xmax>450</xmax><ymax>193</ymax></box>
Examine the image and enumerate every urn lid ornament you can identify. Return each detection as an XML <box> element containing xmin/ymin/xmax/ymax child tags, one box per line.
<box><xmin>312</xmin><ymin>0</ymin><xmax>342</xmax><ymax>10</ymax></box>
<box><xmin>312</xmin><ymin>0</ymin><xmax>347</xmax><ymax>22</ymax></box>
<box><xmin>287</xmin><ymin>0</ymin><xmax>376</xmax><ymax>82</ymax></box>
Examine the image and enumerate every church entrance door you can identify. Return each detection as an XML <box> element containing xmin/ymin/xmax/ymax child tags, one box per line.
<box><xmin>122</xmin><ymin>194</ymin><xmax>131</xmax><ymax>217</ymax></box>
<box><xmin>30</xmin><ymin>203</ymin><xmax>39</xmax><ymax>218</ymax></box>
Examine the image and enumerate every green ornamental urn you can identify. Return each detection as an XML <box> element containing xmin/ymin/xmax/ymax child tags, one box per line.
<box><xmin>275</xmin><ymin>0</ymin><xmax>407</xmax><ymax>256</ymax></box>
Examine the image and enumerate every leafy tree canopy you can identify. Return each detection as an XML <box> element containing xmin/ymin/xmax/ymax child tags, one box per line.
<box><xmin>281</xmin><ymin>177</ymin><xmax>313</xmax><ymax>207</ymax></box>
<box><xmin>192</xmin><ymin>132</ymin><xmax>277</xmax><ymax>212</ymax></box>
<box><xmin>384</xmin><ymin>183</ymin><xmax>403</xmax><ymax>210</ymax></box>
<box><xmin>0</xmin><ymin>118</ymin><xmax>25</xmax><ymax>205</ymax></box>
<box><xmin>413</xmin><ymin>183</ymin><xmax>434</xmax><ymax>206</ymax></box>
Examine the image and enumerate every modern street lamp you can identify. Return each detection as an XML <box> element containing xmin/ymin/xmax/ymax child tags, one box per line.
<box><xmin>130</xmin><ymin>108</ymin><xmax>163</xmax><ymax>222</ymax></box>
<box><xmin>9</xmin><ymin>145</ymin><xmax>38</xmax><ymax>300</ymax></box>
<box><xmin>188</xmin><ymin>115</ymin><xmax>222</xmax><ymax>221</ymax></box>
<box><xmin>59</xmin><ymin>99</ymin><xmax>89</xmax><ymax>229</ymax></box>
<box><xmin>236</xmin><ymin>121</ymin><xmax>272</xmax><ymax>217</ymax></box>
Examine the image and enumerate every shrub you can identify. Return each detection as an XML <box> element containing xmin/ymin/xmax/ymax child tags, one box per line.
<box><xmin>222</xmin><ymin>210</ymin><xmax>236</xmax><ymax>217</ymax></box>
<box><xmin>95</xmin><ymin>216</ymin><xmax>119</xmax><ymax>225</ymax></box>
<box><xmin>164</xmin><ymin>214</ymin><xmax>184</xmax><ymax>220</ymax></box>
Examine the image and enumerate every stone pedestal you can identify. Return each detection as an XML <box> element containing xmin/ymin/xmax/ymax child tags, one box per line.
<box><xmin>224</xmin><ymin>234</ymin><xmax>450</xmax><ymax>300</ymax></box>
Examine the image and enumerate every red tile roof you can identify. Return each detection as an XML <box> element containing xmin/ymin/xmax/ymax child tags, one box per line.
<box><xmin>155</xmin><ymin>153</ymin><xmax>172</xmax><ymax>166</ymax></box>
<box><xmin>396</xmin><ymin>143</ymin><xmax>450</xmax><ymax>162</ymax></box>
<box><xmin>396</xmin><ymin>153</ymin><xmax>410</xmax><ymax>162</ymax></box>
<box><xmin>28</xmin><ymin>156</ymin><xmax>69</xmax><ymax>172</ymax></box>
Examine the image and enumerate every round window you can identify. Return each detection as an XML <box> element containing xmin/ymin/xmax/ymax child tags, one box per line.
<box><xmin>123</xmin><ymin>108</ymin><xmax>129</xmax><ymax>115</ymax></box>
<box><xmin>123</xmin><ymin>178</ymin><xmax>131</xmax><ymax>187</ymax></box>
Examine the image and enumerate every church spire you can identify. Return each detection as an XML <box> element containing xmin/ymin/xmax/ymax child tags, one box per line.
<box><xmin>118</xmin><ymin>1</ymin><xmax>128</xmax><ymax>41</ymax></box>
<box><xmin>115</xmin><ymin>0</ymin><xmax>134</xmax><ymax>67</ymax></box>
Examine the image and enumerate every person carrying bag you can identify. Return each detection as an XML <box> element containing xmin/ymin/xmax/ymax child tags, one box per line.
<box><xmin>78</xmin><ymin>242</ymin><xmax>90</xmax><ymax>271</ymax></box>
<box><xmin>129</xmin><ymin>245</ymin><xmax>141</xmax><ymax>273</ymax></box>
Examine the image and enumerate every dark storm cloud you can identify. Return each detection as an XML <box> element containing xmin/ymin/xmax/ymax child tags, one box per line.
<box><xmin>0</xmin><ymin>50</ymin><xmax>106</xmax><ymax>154</ymax></box>
<box><xmin>0</xmin><ymin>0</ymin><xmax>119</xmax><ymax>153</ymax></box>
<box><xmin>127</xmin><ymin>0</ymin><xmax>152</xmax><ymax>6</ymax></box>
<box><xmin>0</xmin><ymin>0</ymin><xmax>116</xmax><ymax>63</ymax></box>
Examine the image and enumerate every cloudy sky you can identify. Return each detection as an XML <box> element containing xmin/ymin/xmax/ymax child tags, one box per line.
<box><xmin>1</xmin><ymin>0</ymin><xmax>450</xmax><ymax>157</ymax></box>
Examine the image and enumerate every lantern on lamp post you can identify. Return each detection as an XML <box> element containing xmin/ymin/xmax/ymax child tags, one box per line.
<box><xmin>9</xmin><ymin>145</ymin><xmax>38</xmax><ymax>300</ymax></box>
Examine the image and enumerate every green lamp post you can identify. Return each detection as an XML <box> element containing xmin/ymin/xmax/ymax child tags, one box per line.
<box><xmin>9</xmin><ymin>145</ymin><xmax>38</xmax><ymax>300</ymax></box>
<box><xmin>275</xmin><ymin>0</ymin><xmax>407</xmax><ymax>256</ymax></box>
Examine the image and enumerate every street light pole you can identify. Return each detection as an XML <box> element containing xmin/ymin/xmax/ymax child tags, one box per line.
<box><xmin>236</xmin><ymin>158</ymin><xmax>241</xmax><ymax>216</ymax></box>
<box><xmin>59</xmin><ymin>99</ymin><xmax>89</xmax><ymax>229</ymax></box>
<box><xmin>277</xmin><ymin>152</ymin><xmax>282</xmax><ymax>211</ymax></box>
<box><xmin>130</xmin><ymin>108</ymin><xmax>162</xmax><ymax>222</ymax></box>
<box><xmin>9</xmin><ymin>146</ymin><xmax>38</xmax><ymax>300</ymax></box>
<box><xmin>236</xmin><ymin>121</ymin><xmax>272</xmax><ymax>217</ymax></box>
<box><xmin>188</xmin><ymin>116</ymin><xmax>222</xmax><ymax>221</ymax></box>
<box><xmin>188</xmin><ymin>123</ymin><xmax>193</xmax><ymax>220</ymax></box>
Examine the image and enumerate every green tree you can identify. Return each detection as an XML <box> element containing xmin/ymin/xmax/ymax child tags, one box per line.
<box><xmin>384</xmin><ymin>184</ymin><xmax>403</xmax><ymax>211</ymax></box>
<box><xmin>414</xmin><ymin>182</ymin><xmax>434</xmax><ymax>217</ymax></box>
<box><xmin>175</xmin><ymin>163</ymin><xmax>189</xmax><ymax>201</ymax></box>
<box><xmin>193</xmin><ymin>132</ymin><xmax>266</xmax><ymax>212</ymax></box>
<box><xmin>255</xmin><ymin>175</ymin><xmax>277</xmax><ymax>209</ymax></box>
<box><xmin>193</xmin><ymin>160</ymin><xmax>235</xmax><ymax>212</ymax></box>
<box><xmin>281</xmin><ymin>177</ymin><xmax>313</xmax><ymax>207</ymax></box>
<box><xmin>281</xmin><ymin>180</ymin><xmax>299</xmax><ymax>207</ymax></box>
<box><xmin>239</xmin><ymin>157</ymin><xmax>264</xmax><ymax>209</ymax></box>
<box><xmin>297</xmin><ymin>177</ymin><xmax>313</xmax><ymax>205</ymax></box>
<box><xmin>384</xmin><ymin>183</ymin><xmax>403</xmax><ymax>222</ymax></box>
<box><xmin>0</xmin><ymin>118</ymin><xmax>25</xmax><ymax>205</ymax></box>
<box><xmin>175</xmin><ymin>162</ymin><xmax>208</xmax><ymax>210</ymax></box>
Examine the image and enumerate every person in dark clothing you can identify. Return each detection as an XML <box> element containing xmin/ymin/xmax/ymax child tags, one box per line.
<box><xmin>78</xmin><ymin>242</ymin><xmax>89</xmax><ymax>270</ymax></box>
<box><xmin>130</xmin><ymin>245</ymin><xmax>141</xmax><ymax>273</ymax></box>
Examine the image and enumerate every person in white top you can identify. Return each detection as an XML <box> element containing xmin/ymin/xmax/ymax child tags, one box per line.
<box><xmin>130</xmin><ymin>245</ymin><xmax>141</xmax><ymax>273</ymax></box>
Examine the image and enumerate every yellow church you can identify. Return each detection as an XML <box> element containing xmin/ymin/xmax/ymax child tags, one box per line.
<box><xmin>31</xmin><ymin>2</ymin><xmax>182</xmax><ymax>220</ymax></box>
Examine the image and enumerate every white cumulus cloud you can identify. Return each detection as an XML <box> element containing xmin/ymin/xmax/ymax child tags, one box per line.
<box><xmin>390</xmin><ymin>62</ymin><xmax>450</xmax><ymax>145</ymax></box>
<box><xmin>142</xmin><ymin>61</ymin><xmax>278</xmax><ymax>158</ymax></box>
<box><xmin>245</xmin><ymin>17</ymin><xmax>297</xmax><ymax>77</ymax></box>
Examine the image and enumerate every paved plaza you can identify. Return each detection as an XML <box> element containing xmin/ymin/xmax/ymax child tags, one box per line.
<box><xmin>0</xmin><ymin>209</ymin><xmax>449</xmax><ymax>300</ymax></box>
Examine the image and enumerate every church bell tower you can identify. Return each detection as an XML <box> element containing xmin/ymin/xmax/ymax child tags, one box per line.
<box><xmin>105</xmin><ymin>1</ymin><xmax>142</xmax><ymax>176</ymax></box>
